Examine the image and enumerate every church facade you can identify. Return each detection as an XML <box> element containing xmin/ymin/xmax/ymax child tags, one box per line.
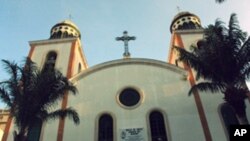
<box><xmin>2</xmin><ymin>12</ymin><xmax>250</xmax><ymax>141</ymax></box>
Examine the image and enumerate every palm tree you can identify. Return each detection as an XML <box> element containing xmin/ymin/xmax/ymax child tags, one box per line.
<box><xmin>175</xmin><ymin>13</ymin><xmax>250</xmax><ymax>124</ymax></box>
<box><xmin>0</xmin><ymin>58</ymin><xmax>80</xmax><ymax>141</ymax></box>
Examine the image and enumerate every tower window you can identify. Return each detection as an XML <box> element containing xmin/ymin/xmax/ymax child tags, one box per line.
<box><xmin>78</xmin><ymin>63</ymin><xmax>82</xmax><ymax>73</ymax></box>
<box><xmin>43</xmin><ymin>51</ymin><xmax>57</xmax><ymax>71</ymax></box>
<box><xmin>149</xmin><ymin>111</ymin><xmax>168</xmax><ymax>141</ymax></box>
<box><xmin>56</xmin><ymin>31</ymin><xmax>62</xmax><ymax>38</ymax></box>
<box><xmin>98</xmin><ymin>114</ymin><xmax>113</xmax><ymax>141</ymax></box>
<box><xmin>63</xmin><ymin>32</ymin><xmax>69</xmax><ymax>38</ymax></box>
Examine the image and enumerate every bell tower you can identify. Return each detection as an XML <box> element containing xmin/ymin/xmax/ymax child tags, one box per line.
<box><xmin>168</xmin><ymin>12</ymin><xmax>213</xmax><ymax>141</ymax></box>
<box><xmin>168</xmin><ymin>11</ymin><xmax>203</xmax><ymax>67</ymax></box>
<box><xmin>28</xmin><ymin>20</ymin><xmax>88</xmax><ymax>76</ymax></box>
<box><xmin>2</xmin><ymin>20</ymin><xmax>87</xmax><ymax>141</ymax></box>
<box><xmin>1</xmin><ymin>20</ymin><xmax>88</xmax><ymax>141</ymax></box>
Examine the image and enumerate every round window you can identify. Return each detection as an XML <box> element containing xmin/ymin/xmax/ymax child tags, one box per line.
<box><xmin>118</xmin><ymin>88</ymin><xmax>141</xmax><ymax>107</ymax></box>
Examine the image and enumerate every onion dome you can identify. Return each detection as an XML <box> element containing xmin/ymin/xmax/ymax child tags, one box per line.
<box><xmin>170</xmin><ymin>11</ymin><xmax>202</xmax><ymax>33</ymax></box>
<box><xmin>50</xmin><ymin>20</ymin><xmax>81</xmax><ymax>39</ymax></box>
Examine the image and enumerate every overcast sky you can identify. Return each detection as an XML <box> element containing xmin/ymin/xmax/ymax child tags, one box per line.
<box><xmin>0</xmin><ymin>0</ymin><xmax>250</xmax><ymax>108</ymax></box>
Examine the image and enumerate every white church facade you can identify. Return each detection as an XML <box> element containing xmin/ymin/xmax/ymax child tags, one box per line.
<box><xmin>2</xmin><ymin>11</ymin><xmax>250</xmax><ymax>141</ymax></box>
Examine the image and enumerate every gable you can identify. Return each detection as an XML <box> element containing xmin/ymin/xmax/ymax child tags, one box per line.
<box><xmin>71</xmin><ymin>58</ymin><xmax>187</xmax><ymax>83</ymax></box>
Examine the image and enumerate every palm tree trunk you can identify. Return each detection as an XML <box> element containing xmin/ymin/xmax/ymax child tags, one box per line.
<box><xmin>13</xmin><ymin>129</ymin><xmax>27</xmax><ymax>141</ymax></box>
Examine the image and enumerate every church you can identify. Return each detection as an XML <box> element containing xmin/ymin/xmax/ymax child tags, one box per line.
<box><xmin>1</xmin><ymin>11</ymin><xmax>250</xmax><ymax>141</ymax></box>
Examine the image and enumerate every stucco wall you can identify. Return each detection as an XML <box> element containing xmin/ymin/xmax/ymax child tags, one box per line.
<box><xmin>63</xmin><ymin>59</ymin><xmax>206</xmax><ymax>141</ymax></box>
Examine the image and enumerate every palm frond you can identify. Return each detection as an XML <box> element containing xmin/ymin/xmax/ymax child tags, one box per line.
<box><xmin>228</xmin><ymin>13</ymin><xmax>247</xmax><ymax>52</ymax></box>
<box><xmin>20</xmin><ymin>58</ymin><xmax>39</xmax><ymax>92</ymax></box>
<box><xmin>188</xmin><ymin>82</ymin><xmax>225</xmax><ymax>96</ymax></box>
<box><xmin>174</xmin><ymin>46</ymin><xmax>203</xmax><ymax>70</ymax></box>
<box><xmin>45</xmin><ymin>107</ymin><xmax>80</xmax><ymax>125</ymax></box>
<box><xmin>1</xmin><ymin>60</ymin><xmax>20</xmax><ymax>83</ymax></box>
<box><xmin>174</xmin><ymin>46</ymin><xmax>219</xmax><ymax>81</ymax></box>
<box><xmin>176</xmin><ymin>13</ymin><xmax>250</xmax><ymax>120</ymax></box>
<box><xmin>0</xmin><ymin>60</ymin><xmax>23</xmax><ymax>108</ymax></box>
<box><xmin>205</xmin><ymin>21</ymin><xmax>227</xmax><ymax>48</ymax></box>
<box><xmin>0</xmin><ymin>58</ymin><xmax>79</xmax><ymax>136</ymax></box>
<box><xmin>0</xmin><ymin>87</ymin><xmax>12</xmax><ymax>107</ymax></box>
<box><xmin>35</xmin><ymin>69</ymin><xmax>77</xmax><ymax>110</ymax></box>
<box><xmin>238</xmin><ymin>37</ymin><xmax>250</xmax><ymax>69</ymax></box>
<box><xmin>242</xmin><ymin>64</ymin><xmax>250</xmax><ymax>79</ymax></box>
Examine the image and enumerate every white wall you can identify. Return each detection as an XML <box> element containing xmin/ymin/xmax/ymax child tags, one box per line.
<box><xmin>63</xmin><ymin>59</ymin><xmax>208</xmax><ymax>141</ymax></box>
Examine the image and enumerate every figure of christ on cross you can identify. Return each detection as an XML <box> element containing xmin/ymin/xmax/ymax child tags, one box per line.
<box><xmin>116</xmin><ymin>31</ymin><xmax>136</xmax><ymax>58</ymax></box>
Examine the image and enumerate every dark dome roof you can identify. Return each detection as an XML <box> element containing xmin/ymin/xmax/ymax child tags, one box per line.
<box><xmin>170</xmin><ymin>11</ymin><xmax>202</xmax><ymax>33</ymax></box>
<box><xmin>50</xmin><ymin>20</ymin><xmax>81</xmax><ymax>39</ymax></box>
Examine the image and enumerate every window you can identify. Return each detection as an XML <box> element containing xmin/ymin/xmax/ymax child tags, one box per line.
<box><xmin>78</xmin><ymin>63</ymin><xmax>82</xmax><ymax>73</ymax></box>
<box><xmin>43</xmin><ymin>51</ymin><xmax>57</xmax><ymax>71</ymax></box>
<box><xmin>63</xmin><ymin>32</ymin><xmax>68</xmax><ymax>38</ymax></box>
<box><xmin>27</xmin><ymin>118</ymin><xmax>42</xmax><ymax>141</ymax></box>
<box><xmin>56</xmin><ymin>31</ymin><xmax>62</xmax><ymax>38</ymax></box>
<box><xmin>118</xmin><ymin>88</ymin><xmax>141</xmax><ymax>107</ymax></box>
<box><xmin>220</xmin><ymin>103</ymin><xmax>239</xmax><ymax>135</ymax></box>
<box><xmin>149</xmin><ymin>111</ymin><xmax>168</xmax><ymax>141</ymax></box>
<box><xmin>98</xmin><ymin>114</ymin><xmax>113</xmax><ymax>141</ymax></box>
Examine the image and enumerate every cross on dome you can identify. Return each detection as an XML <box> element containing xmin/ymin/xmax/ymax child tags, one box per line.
<box><xmin>116</xmin><ymin>31</ymin><xmax>136</xmax><ymax>59</ymax></box>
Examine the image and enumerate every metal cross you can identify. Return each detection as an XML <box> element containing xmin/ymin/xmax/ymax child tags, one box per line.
<box><xmin>177</xmin><ymin>6</ymin><xmax>181</xmax><ymax>13</ymax></box>
<box><xmin>69</xmin><ymin>14</ymin><xmax>73</xmax><ymax>20</ymax></box>
<box><xmin>116</xmin><ymin>31</ymin><xmax>136</xmax><ymax>58</ymax></box>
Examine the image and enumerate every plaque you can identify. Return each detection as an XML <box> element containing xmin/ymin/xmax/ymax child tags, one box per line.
<box><xmin>120</xmin><ymin>128</ymin><xmax>145</xmax><ymax>141</ymax></box>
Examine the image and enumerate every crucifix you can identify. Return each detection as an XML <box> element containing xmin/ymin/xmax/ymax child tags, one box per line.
<box><xmin>116</xmin><ymin>31</ymin><xmax>136</xmax><ymax>58</ymax></box>
<box><xmin>176</xmin><ymin>6</ymin><xmax>181</xmax><ymax>13</ymax></box>
<box><xmin>69</xmin><ymin>14</ymin><xmax>73</xmax><ymax>20</ymax></box>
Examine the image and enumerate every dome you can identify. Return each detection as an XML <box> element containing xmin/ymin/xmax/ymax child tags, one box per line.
<box><xmin>50</xmin><ymin>20</ymin><xmax>81</xmax><ymax>39</ymax></box>
<box><xmin>170</xmin><ymin>11</ymin><xmax>202</xmax><ymax>33</ymax></box>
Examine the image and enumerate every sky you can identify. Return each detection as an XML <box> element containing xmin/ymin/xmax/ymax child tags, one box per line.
<box><xmin>0</xmin><ymin>0</ymin><xmax>250</xmax><ymax>108</ymax></box>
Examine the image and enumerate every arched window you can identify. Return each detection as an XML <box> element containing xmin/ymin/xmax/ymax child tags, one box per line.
<box><xmin>63</xmin><ymin>32</ymin><xmax>68</xmax><ymax>38</ymax></box>
<box><xmin>98</xmin><ymin>114</ymin><xmax>113</xmax><ymax>141</ymax></box>
<box><xmin>27</xmin><ymin>118</ymin><xmax>42</xmax><ymax>141</ymax></box>
<box><xmin>57</xmin><ymin>31</ymin><xmax>62</xmax><ymax>38</ymax></box>
<box><xmin>78</xmin><ymin>63</ymin><xmax>82</xmax><ymax>73</ymax></box>
<box><xmin>43</xmin><ymin>51</ymin><xmax>57</xmax><ymax>71</ymax></box>
<box><xmin>220</xmin><ymin>103</ymin><xmax>239</xmax><ymax>135</ymax></box>
<box><xmin>149</xmin><ymin>111</ymin><xmax>168</xmax><ymax>141</ymax></box>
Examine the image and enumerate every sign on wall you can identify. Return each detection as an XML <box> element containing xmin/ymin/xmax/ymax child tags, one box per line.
<box><xmin>119</xmin><ymin>128</ymin><xmax>145</xmax><ymax>141</ymax></box>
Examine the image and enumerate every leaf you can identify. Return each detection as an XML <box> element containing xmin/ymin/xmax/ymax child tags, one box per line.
<box><xmin>45</xmin><ymin>107</ymin><xmax>80</xmax><ymax>125</ymax></box>
<box><xmin>188</xmin><ymin>82</ymin><xmax>225</xmax><ymax>96</ymax></box>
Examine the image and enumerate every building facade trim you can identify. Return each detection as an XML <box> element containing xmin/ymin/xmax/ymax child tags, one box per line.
<box><xmin>175</xmin><ymin>33</ymin><xmax>212</xmax><ymax>141</ymax></box>
<box><xmin>57</xmin><ymin>41</ymin><xmax>77</xmax><ymax>141</ymax></box>
<box><xmin>70</xmin><ymin>58</ymin><xmax>187</xmax><ymax>83</ymax></box>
